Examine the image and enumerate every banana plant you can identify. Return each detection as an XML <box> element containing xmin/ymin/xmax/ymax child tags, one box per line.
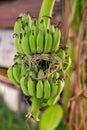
<box><xmin>7</xmin><ymin>0</ymin><xmax>72</xmax><ymax>129</ymax></box>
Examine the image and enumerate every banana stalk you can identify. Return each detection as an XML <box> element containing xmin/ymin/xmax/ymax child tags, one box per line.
<box><xmin>39</xmin><ymin>0</ymin><xmax>55</xmax><ymax>29</ymax></box>
<box><xmin>30</xmin><ymin>97</ymin><xmax>41</xmax><ymax>121</ymax></box>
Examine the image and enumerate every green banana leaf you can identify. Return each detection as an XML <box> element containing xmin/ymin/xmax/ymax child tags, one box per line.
<box><xmin>39</xmin><ymin>105</ymin><xmax>63</xmax><ymax>130</ymax></box>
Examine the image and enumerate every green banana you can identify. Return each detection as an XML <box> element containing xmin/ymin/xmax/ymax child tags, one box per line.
<box><xmin>50</xmin><ymin>82</ymin><xmax>58</xmax><ymax>97</ymax></box>
<box><xmin>28</xmin><ymin>78</ymin><xmax>35</xmax><ymax>96</ymax></box>
<box><xmin>13</xmin><ymin>54</ymin><xmax>22</xmax><ymax>64</ymax></box>
<box><xmin>24</xmin><ymin>25</ymin><xmax>31</xmax><ymax>37</ymax></box>
<box><xmin>20</xmin><ymin>28</ymin><xmax>25</xmax><ymax>36</ymax></box>
<box><xmin>22</xmin><ymin>13</ymin><xmax>31</xmax><ymax>27</ymax></box>
<box><xmin>14</xmin><ymin>17</ymin><xmax>22</xmax><ymax>35</ymax></box>
<box><xmin>29</xmin><ymin>31</ymin><xmax>37</xmax><ymax>54</ymax></box>
<box><xmin>51</xmin><ymin>28</ymin><xmax>61</xmax><ymax>52</ymax></box>
<box><xmin>48</xmin><ymin>75</ymin><xmax>53</xmax><ymax>83</ymax></box>
<box><xmin>63</xmin><ymin>56</ymin><xmax>71</xmax><ymax>71</ymax></box>
<box><xmin>14</xmin><ymin>34</ymin><xmax>24</xmax><ymax>54</ymax></box>
<box><xmin>20</xmin><ymin>77</ymin><xmax>29</xmax><ymax>96</ymax></box>
<box><xmin>43</xmin><ymin>79</ymin><xmax>51</xmax><ymax>99</ymax></box>
<box><xmin>53</xmin><ymin>79</ymin><xmax>64</xmax><ymax>104</ymax></box>
<box><xmin>28</xmin><ymin>71</ymin><xmax>36</xmax><ymax>96</ymax></box>
<box><xmin>44</xmin><ymin>30</ymin><xmax>52</xmax><ymax>53</ymax></box>
<box><xmin>47</xmin><ymin>79</ymin><xmax>64</xmax><ymax>106</ymax></box>
<box><xmin>49</xmin><ymin>24</ymin><xmax>55</xmax><ymax>34</ymax></box>
<box><xmin>36</xmin><ymin>31</ymin><xmax>44</xmax><ymax>53</ymax></box>
<box><xmin>21</xmin><ymin>63</ymin><xmax>28</xmax><ymax>77</ymax></box>
<box><xmin>31</xmin><ymin>20</ymin><xmax>38</xmax><ymax>38</ymax></box>
<box><xmin>14</xmin><ymin>37</ymin><xmax>22</xmax><ymax>53</ymax></box>
<box><xmin>56</xmin><ymin>79</ymin><xmax>64</xmax><ymax>96</ymax></box>
<box><xmin>47</xmin><ymin>97</ymin><xmax>55</xmax><ymax>106</ymax></box>
<box><xmin>38</xmin><ymin>20</ymin><xmax>46</xmax><ymax>32</ymax></box>
<box><xmin>36</xmin><ymin>70</ymin><xmax>44</xmax><ymax>98</ymax></box>
<box><xmin>56</xmin><ymin>48</ymin><xmax>65</xmax><ymax>61</ymax></box>
<box><xmin>22</xmin><ymin>13</ymin><xmax>29</xmax><ymax>25</ymax></box>
<box><xmin>36</xmin><ymin>80</ymin><xmax>43</xmax><ymax>98</ymax></box>
<box><xmin>21</xmin><ymin>33</ymin><xmax>31</xmax><ymax>55</ymax></box>
<box><xmin>12</xmin><ymin>63</ymin><xmax>21</xmax><ymax>85</ymax></box>
<box><xmin>53</xmin><ymin>72</ymin><xmax>60</xmax><ymax>80</ymax></box>
<box><xmin>7</xmin><ymin>66</ymin><xmax>19</xmax><ymax>86</ymax></box>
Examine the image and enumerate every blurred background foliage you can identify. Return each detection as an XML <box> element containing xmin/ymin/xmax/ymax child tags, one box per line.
<box><xmin>0</xmin><ymin>95</ymin><xmax>28</xmax><ymax>130</ymax></box>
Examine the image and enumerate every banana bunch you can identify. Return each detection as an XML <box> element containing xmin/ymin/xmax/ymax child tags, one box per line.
<box><xmin>7</xmin><ymin>54</ymin><xmax>29</xmax><ymax>86</ymax></box>
<box><xmin>20</xmin><ymin>68</ymin><xmax>65</xmax><ymax>120</ymax></box>
<box><xmin>14</xmin><ymin>13</ymin><xmax>61</xmax><ymax>55</ymax></box>
<box><xmin>7</xmin><ymin>12</ymin><xmax>71</xmax><ymax>120</ymax></box>
<box><xmin>7</xmin><ymin>51</ymin><xmax>71</xmax><ymax>120</ymax></box>
<box><xmin>20</xmin><ymin>69</ymin><xmax>64</xmax><ymax>100</ymax></box>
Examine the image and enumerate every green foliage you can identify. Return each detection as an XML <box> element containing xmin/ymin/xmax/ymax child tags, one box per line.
<box><xmin>71</xmin><ymin>0</ymin><xmax>87</xmax><ymax>32</ymax></box>
<box><xmin>0</xmin><ymin>95</ymin><xmax>27</xmax><ymax>130</ymax></box>
<box><xmin>63</xmin><ymin>40</ymin><xmax>75</xmax><ymax>113</ymax></box>
<box><xmin>71</xmin><ymin>0</ymin><xmax>82</xmax><ymax>32</ymax></box>
<box><xmin>55</xmin><ymin>122</ymin><xmax>68</xmax><ymax>130</ymax></box>
<box><xmin>39</xmin><ymin>105</ymin><xmax>63</xmax><ymax>130</ymax></box>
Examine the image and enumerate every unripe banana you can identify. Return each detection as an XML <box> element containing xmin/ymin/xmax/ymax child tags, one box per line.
<box><xmin>13</xmin><ymin>55</ymin><xmax>22</xmax><ymax>64</ymax></box>
<box><xmin>44</xmin><ymin>30</ymin><xmax>52</xmax><ymax>53</ymax></box>
<box><xmin>14</xmin><ymin>37</ymin><xmax>22</xmax><ymax>53</ymax></box>
<box><xmin>12</xmin><ymin>63</ymin><xmax>21</xmax><ymax>85</ymax></box>
<box><xmin>28</xmin><ymin>14</ymin><xmax>32</xmax><ymax>28</ymax></box>
<box><xmin>50</xmin><ymin>82</ymin><xmax>58</xmax><ymax>97</ymax></box>
<box><xmin>38</xmin><ymin>20</ymin><xmax>46</xmax><ymax>32</ymax></box>
<box><xmin>51</xmin><ymin>28</ymin><xmax>61</xmax><ymax>52</ymax></box>
<box><xmin>14</xmin><ymin>17</ymin><xmax>22</xmax><ymax>35</ymax></box>
<box><xmin>48</xmin><ymin>75</ymin><xmax>53</xmax><ymax>83</ymax></box>
<box><xmin>36</xmin><ymin>70</ymin><xmax>44</xmax><ymax>98</ymax></box>
<box><xmin>21</xmin><ymin>33</ymin><xmax>31</xmax><ymax>55</ymax></box>
<box><xmin>57</xmin><ymin>79</ymin><xmax>64</xmax><ymax>96</ymax></box>
<box><xmin>47</xmin><ymin>79</ymin><xmax>64</xmax><ymax>106</ymax></box>
<box><xmin>49</xmin><ymin>24</ymin><xmax>55</xmax><ymax>34</ymax></box>
<box><xmin>47</xmin><ymin>96</ymin><xmax>56</xmax><ymax>106</ymax></box>
<box><xmin>7</xmin><ymin>67</ymin><xmax>19</xmax><ymax>86</ymax></box>
<box><xmin>36</xmin><ymin>80</ymin><xmax>43</xmax><ymax>99</ymax></box>
<box><xmin>37</xmin><ymin>31</ymin><xmax>44</xmax><ymax>53</ymax></box>
<box><xmin>63</xmin><ymin>56</ymin><xmax>71</xmax><ymax>71</ymax></box>
<box><xmin>24</xmin><ymin>25</ymin><xmax>31</xmax><ymax>37</ymax></box>
<box><xmin>22</xmin><ymin>13</ymin><xmax>31</xmax><ymax>27</ymax></box>
<box><xmin>22</xmin><ymin>13</ymin><xmax>29</xmax><ymax>25</ymax></box>
<box><xmin>14</xmin><ymin>54</ymin><xmax>22</xmax><ymax>64</ymax></box>
<box><xmin>56</xmin><ymin>48</ymin><xmax>65</xmax><ymax>61</ymax></box>
<box><xmin>29</xmin><ymin>31</ymin><xmax>37</xmax><ymax>54</ymax></box>
<box><xmin>21</xmin><ymin>63</ymin><xmax>28</xmax><ymax>77</ymax></box>
<box><xmin>20</xmin><ymin>77</ymin><xmax>29</xmax><ymax>96</ymax></box>
<box><xmin>20</xmin><ymin>28</ymin><xmax>25</xmax><ymax>36</ymax></box>
<box><xmin>31</xmin><ymin>20</ymin><xmax>38</xmax><ymax>38</ymax></box>
<box><xmin>43</xmin><ymin>79</ymin><xmax>51</xmax><ymax>99</ymax></box>
<box><xmin>53</xmin><ymin>72</ymin><xmax>60</xmax><ymax>80</ymax></box>
<box><xmin>31</xmin><ymin>19</ymin><xmax>35</xmax><ymax>28</ymax></box>
<box><xmin>28</xmin><ymin>71</ymin><xmax>36</xmax><ymax>96</ymax></box>
<box><xmin>14</xmin><ymin>34</ymin><xmax>24</xmax><ymax>54</ymax></box>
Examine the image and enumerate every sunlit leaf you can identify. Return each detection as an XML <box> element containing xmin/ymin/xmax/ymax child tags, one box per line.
<box><xmin>39</xmin><ymin>105</ymin><xmax>63</xmax><ymax>130</ymax></box>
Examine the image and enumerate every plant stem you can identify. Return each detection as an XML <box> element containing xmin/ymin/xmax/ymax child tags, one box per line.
<box><xmin>75</xmin><ymin>6</ymin><xmax>87</xmax><ymax>89</ymax></box>
<box><xmin>72</xmin><ymin>0</ymin><xmax>78</xmax><ymax>22</ymax></box>
<box><xmin>39</xmin><ymin>0</ymin><xmax>55</xmax><ymax>28</ymax></box>
<box><xmin>30</xmin><ymin>97</ymin><xmax>41</xmax><ymax>121</ymax></box>
<box><xmin>63</xmin><ymin>40</ymin><xmax>75</xmax><ymax>115</ymax></box>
